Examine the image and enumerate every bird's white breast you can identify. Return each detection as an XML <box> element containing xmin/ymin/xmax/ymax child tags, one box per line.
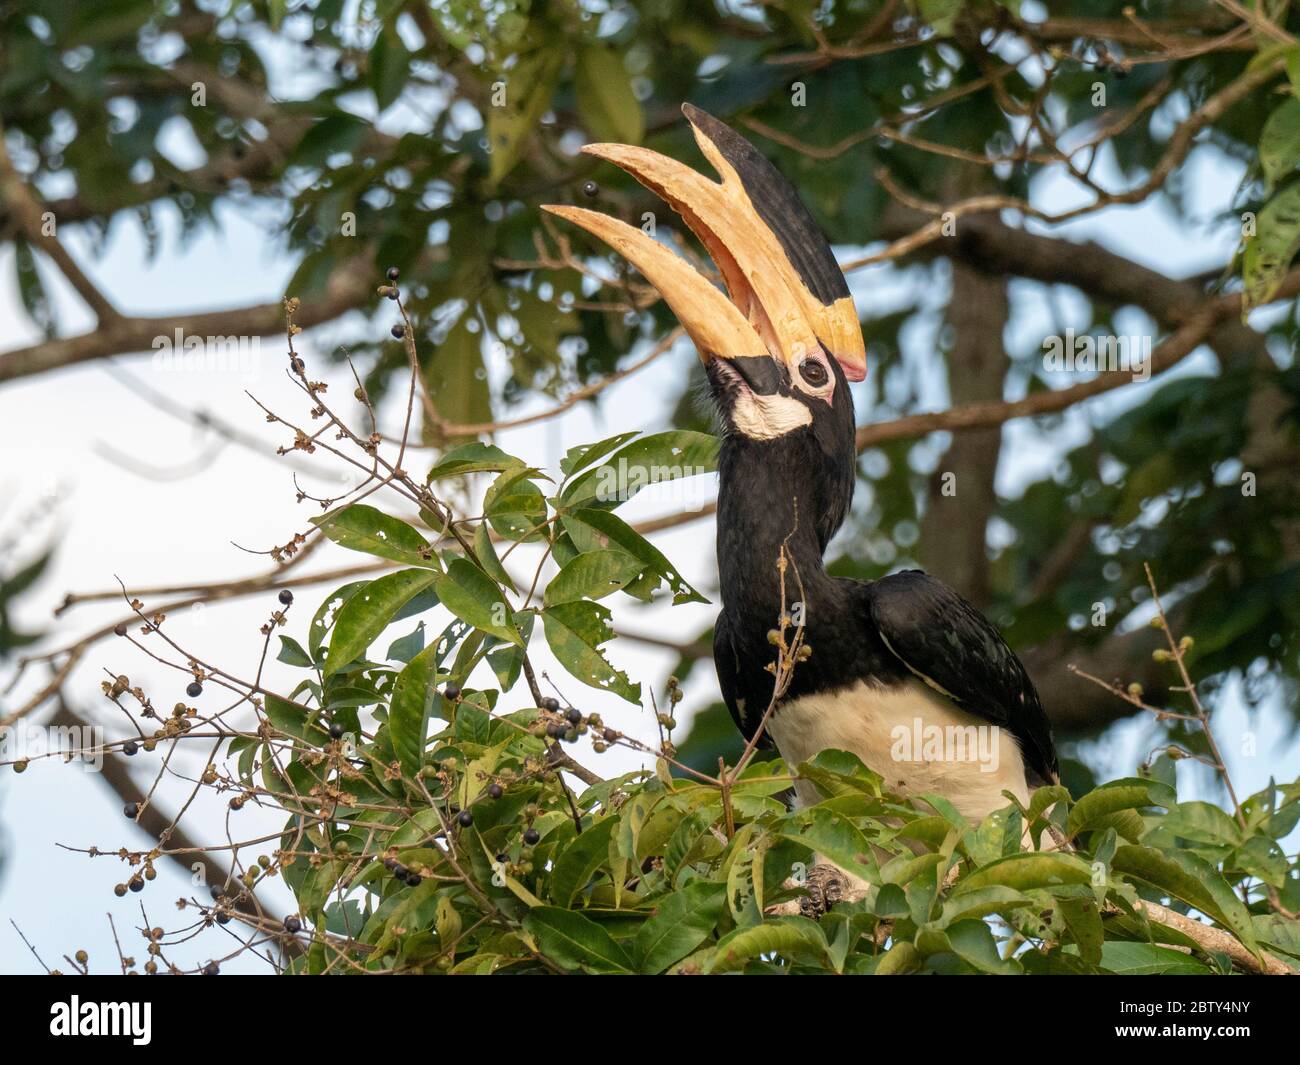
<box><xmin>768</xmin><ymin>678</ymin><xmax>1030</xmax><ymax>822</ymax></box>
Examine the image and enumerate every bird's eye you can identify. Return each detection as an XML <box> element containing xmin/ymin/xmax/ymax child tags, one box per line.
<box><xmin>799</xmin><ymin>358</ymin><xmax>828</xmax><ymax>388</ymax></box>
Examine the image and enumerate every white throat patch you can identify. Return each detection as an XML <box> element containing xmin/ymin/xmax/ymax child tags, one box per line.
<box><xmin>731</xmin><ymin>392</ymin><xmax>812</xmax><ymax>440</ymax></box>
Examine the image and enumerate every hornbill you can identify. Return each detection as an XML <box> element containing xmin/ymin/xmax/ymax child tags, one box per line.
<box><xmin>544</xmin><ymin>106</ymin><xmax>1059</xmax><ymax>895</ymax></box>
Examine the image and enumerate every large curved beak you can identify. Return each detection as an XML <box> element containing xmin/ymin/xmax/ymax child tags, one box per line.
<box><xmin>542</xmin><ymin>103</ymin><xmax>866</xmax><ymax>382</ymax></box>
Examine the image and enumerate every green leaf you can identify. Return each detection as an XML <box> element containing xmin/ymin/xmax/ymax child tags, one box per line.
<box><xmin>263</xmin><ymin>694</ymin><xmax>326</xmax><ymax>743</ymax></box>
<box><xmin>562</xmin><ymin>430</ymin><xmax>718</xmax><ymax>510</ymax></box>
<box><xmin>955</xmin><ymin>852</ymin><xmax>1094</xmax><ymax>894</ymax></box>
<box><xmin>13</xmin><ymin>238</ymin><xmax>55</xmax><ymax>338</ymax></box>
<box><xmin>324</xmin><ymin>569</ymin><xmax>439</xmax><ymax>676</ymax></box>
<box><xmin>542</xmin><ymin>600</ymin><xmax>641</xmax><ymax>703</ymax></box>
<box><xmin>574</xmin><ymin>46</ymin><xmax>643</xmax><ymax>144</ymax></box>
<box><xmin>559</xmin><ymin>431</ymin><xmax>640</xmax><ymax>479</ymax></box>
<box><xmin>1098</xmin><ymin>940</ymin><xmax>1213</xmax><ymax>975</ymax></box>
<box><xmin>1261</xmin><ymin>97</ymin><xmax>1300</xmax><ymax>190</ymax></box>
<box><xmin>1254</xmin><ymin>914</ymin><xmax>1300</xmax><ymax>959</ymax></box>
<box><xmin>1068</xmin><ymin>779</ymin><xmax>1171</xmax><ymax>837</ymax></box>
<box><xmin>423</xmin><ymin>322</ymin><xmax>492</xmax><ymax>439</ymax></box>
<box><xmin>369</xmin><ymin>23</ymin><xmax>408</xmax><ymax>112</ymax></box>
<box><xmin>276</xmin><ymin>636</ymin><xmax>313</xmax><ymax>668</ymax></box>
<box><xmin>427</xmin><ymin>442</ymin><xmax>521</xmax><ymax>481</ymax></box>
<box><xmin>1110</xmin><ymin>845</ymin><xmax>1259</xmax><ymax>952</ymax></box>
<box><xmin>434</xmin><ymin>558</ymin><xmax>523</xmax><ymax>646</ymax></box>
<box><xmin>936</xmin><ymin>885</ymin><xmax>1033</xmax><ymax>927</ymax></box>
<box><xmin>549</xmin><ymin>818</ymin><xmax>618</xmax><ymax>907</ymax></box>
<box><xmin>874</xmin><ymin>939</ymin><xmax>920</xmax><ymax>974</ymax></box>
<box><xmin>473</xmin><ymin>522</ymin><xmax>516</xmax><ymax>593</ymax></box>
<box><xmin>1159</xmin><ymin>801</ymin><xmax>1244</xmax><ymax>846</ymax></box>
<box><xmin>796</xmin><ymin>749</ymin><xmax>883</xmax><ymax>799</ymax></box>
<box><xmin>779</xmin><ymin>807</ymin><xmax>877</xmax><ymax>884</ymax></box>
<box><xmin>635</xmin><ymin>881</ymin><xmax>728</xmax><ymax>973</ymax></box>
<box><xmin>291</xmin><ymin>112</ymin><xmax>369</xmax><ymax>169</ymax></box>
<box><xmin>544</xmin><ymin>549</ymin><xmax>644</xmax><ymax>606</ymax></box>
<box><xmin>486</xmin><ymin>50</ymin><xmax>562</xmax><ymax>186</ymax></box>
<box><xmin>1058</xmin><ymin>896</ymin><xmax>1104</xmax><ymax>966</ymax></box>
<box><xmin>386</xmin><ymin>622</ymin><xmax>426</xmax><ymax>664</ymax></box>
<box><xmin>483</xmin><ymin>465</ymin><xmax>548</xmax><ymax>541</ymax></box>
<box><xmin>522</xmin><ymin>907</ymin><xmax>634</xmax><ymax>973</ymax></box>
<box><xmin>1243</xmin><ymin>181</ymin><xmax>1300</xmax><ymax>313</ymax></box>
<box><xmin>311</xmin><ymin>504</ymin><xmax>435</xmax><ymax>567</ymax></box>
<box><xmin>708</xmin><ymin>917</ymin><xmax>828</xmax><ymax>973</ymax></box>
<box><xmin>563</xmin><ymin>508</ymin><xmax>707</xmax><ymax>605</ymax></box>
<box><xmin>388</xmin><ymin>643</ymin><xmax>441</xmax><ymax>776</ymax></box>
<box><xmin>945</xmin><ymin>918</ymin><xmax>1022</xmax><ymax>974</ymax></box>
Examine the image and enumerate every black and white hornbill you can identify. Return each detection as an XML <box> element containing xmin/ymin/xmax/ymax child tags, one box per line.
<box><xmin>544</xmin><ymin>104</ymin><xmax>1058</xmax><ymax>836</ymax></box>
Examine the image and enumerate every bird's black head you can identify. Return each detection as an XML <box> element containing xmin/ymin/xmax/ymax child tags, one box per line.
<box><xmin>706</xmin><ymin>348</ymin><xmax>857</xmax><ymax>549</ymax></box>
<box><xmin>543</xmin><ymin>104</ymin><xmax>866</xmax><ymax>552</ymax></box>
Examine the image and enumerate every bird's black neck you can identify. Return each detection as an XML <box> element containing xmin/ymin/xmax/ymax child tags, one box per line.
<box><xmin>715</xmin><ymin>431</ymin><xmax>847</xmax><ymax>635</ymax></box>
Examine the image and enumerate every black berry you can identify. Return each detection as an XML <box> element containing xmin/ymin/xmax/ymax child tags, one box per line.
<box><xmin>523</xmin><ymin>827</ymin><xmax>540</xmax><ymax>846</ymax></box>
<box><xmin>457</xmin><ymin>810</ymin><xmax>474</xmax><ymax>828</ymax></box>
<box><xmin>124</xmin><ymin>802</ymin><xmax>139</xmax><ymax>819</ymax></box>
<box><xmin>122</xmin><ymin>741</ymin><xmax>139</xmax><ymax>756</ymax></box>
<box><xmin>546</xmin><ymin>723</ymin><xmax>562</xmax><ymax>739</ymax></box>
<box><xmin>602</xmin><ymin>728</ymin><xmax>618</xmax><ymax>743</ymax></box>
<box><xmin>487</xmin><ymin>783</ymin><xmax>503</xmax><ymax>800</ymax></box>
<box><xmin>186</xmin><ymin>681</ymin><xmax>203</xmax><ymax>698</ymax></box>
<box><xmin>442</xmin><ymin>682</ymin><xmax>461</xmax><ymax>701</ymax></box>
<box><xmin>329</xmin><ymin>721</ymin><xmax>345</xmax><ymax>739</ymax></box>
<box><xmin>406</xmin><ymin>872</ymin><xmax>423</xmax><ymax>887</ymax></box>
<box><xmin>129</xmin><ymin>876</ymin><xmax>145</xmax><ymax>893</ymax></box>
<box><xmin>284</xmin><ymin>916</ymin><xmax>302</xmax><ymax>934</ymax></box>
<box><xmin>215</xmin><ymin>911</ymin><xmax>231</xmax><ymax>925</ymax></box>
<box><xmin>278</xmin><ymin>589</ymin><xmax>293</xmax><ymax>606</ymax></box>
<box><xmin>565</xmin><ymin>707</ymin><xmax>582</xmax><ymax>725</ymax></box>
<box><xmin>391</xmin><ymin>323</ymin><xmax>405</xmax><ymax>339</ymax></box>
<box><xmin>113</xmin><ymin>622</ymin><xmax>128</xmax><ymax>637</ymax></box>
<box><xmin>386</xmin><ymin>266</ymin><xmax>399</xmax><ymax>281</ymax></box>
<box><xmin>582</xmin><ymin>180</ymin><xmax>599</xmax><ymax>198</ymax></box>
<box><xmin>540</xmin><ymin>697</ymin><xmax>560</xmax><ymax>712</ymax></box>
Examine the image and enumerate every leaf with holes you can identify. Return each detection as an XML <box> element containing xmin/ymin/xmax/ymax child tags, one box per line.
<box><xmin>542</xmin><ymin>600</ymin><xmax>640</xmax><ymax>703</ymax></box>
<box><xmin>311</xmin><ymin>504</ymin><xmax>436</xmax><ymax>567</ymax></box>
<box><xmin>433</xmin><ymin>558</ymin><xmax>523</xmax><ymax>647</ymax></box>
<box><xmin>1243</xmin><ymin>181</ymin><xmax>1300</xmax><ymax>313</ymax></box>
<box><xmin>324</xmin><ymin>570</ymin><xmax>438</xmax><ymax>676</ymax></box>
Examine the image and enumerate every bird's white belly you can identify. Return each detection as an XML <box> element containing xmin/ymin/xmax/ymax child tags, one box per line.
<box><xmin>768</xmin><ymin>678</ymin><xmax>1030</xmax><ymax>823</ymax></box>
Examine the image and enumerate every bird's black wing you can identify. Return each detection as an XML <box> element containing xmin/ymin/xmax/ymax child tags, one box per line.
<box><xmin>713</xmin><ymin>612</ymin><xmax>771</xmax><ymax>746</ymax></box>
<box><xmin>864</xmin><ymin>570</ymin><xmax>1058</xmax><ymax>784</ymax></box>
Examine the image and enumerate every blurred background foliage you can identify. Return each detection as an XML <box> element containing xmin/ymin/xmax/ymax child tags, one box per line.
<box><xmin>2</xmin><ymin>0</ymin><xmax>1299</xmax><ymax>789</ymax></box>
